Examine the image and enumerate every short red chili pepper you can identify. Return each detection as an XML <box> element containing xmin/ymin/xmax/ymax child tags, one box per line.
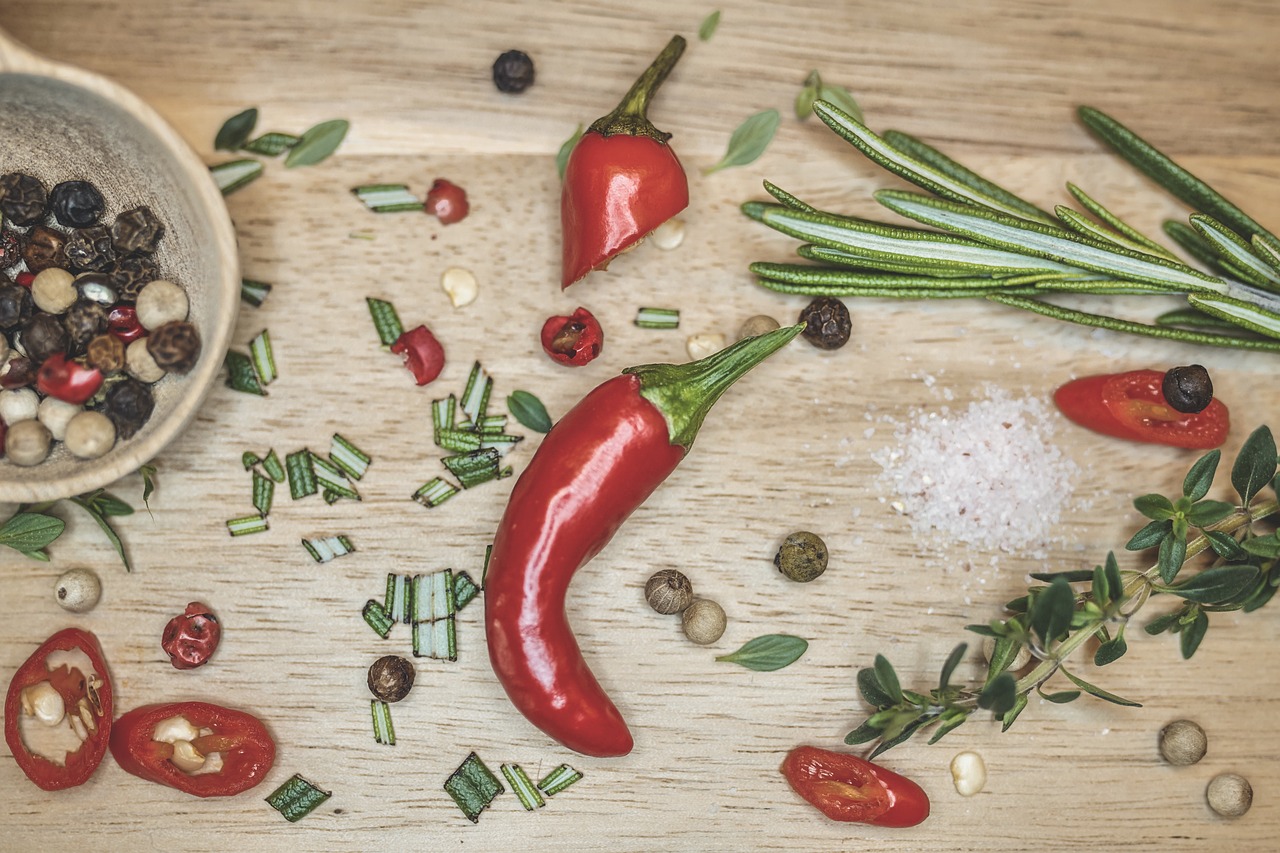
<box><xmin>540</xmin><ymin>306</ymin><xmax>604</xmax><ymax>367</ymax></box>
<box><xmin>425</xmin><ymin>178</ymin><xmax>470</xmax><ymax>225</ymax></box>
<box><xmin>4</xmin><ymin>627</ymin><xmax>114</xmax><ymax>791</ymax></box>
<box><xmin>36</xmin><ymin>352</ymin><xmax>104</xmax><ymax>404</ymax></box>
<box><xmin>390</xmin><ymin>324</ymin><xmax>446</xmax><ymax>386</ymax></box>
<box><xmin>781</xmin><ymin>745</ymin><xmax>930</xmax><ymax>827</ymax></box>
<box><xmin>485</xmin><ymin>323</ymin><xmax>802</xmax><ymax>756</ymax></box>
<box><xmin>109</xmin><ymin>701</ymin><xmax>276</xmax><ymax>797</ymax></box>
<box><xmin>107</xmin><ymin>305</ymin><xmax>146</xmax><ymax>343</ymax></box>
<box><xmin>161</xmin><ymin>602</ymin><xmax>222</xmax><ymax>670</ymax></box>
<box><xmin>1054</xmin><ymin>369</ymin><xmax>1229</xmax><ymax>449</ymax></box>
<box><xmin>561</xmin><ymin>35</ymin><xmax>689</xmax><ymax>289</ymax></box>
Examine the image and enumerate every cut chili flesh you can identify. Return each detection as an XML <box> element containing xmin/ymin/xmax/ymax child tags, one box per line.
<box><xmin>781</xmin><ymin>745</ymin><xmax>929</xmax><ymax>827</ymax></box>
<box><xmin>1055</xmin><ymin>370</ymin><xmax>1229</xmax><ymax>449</ymax></box>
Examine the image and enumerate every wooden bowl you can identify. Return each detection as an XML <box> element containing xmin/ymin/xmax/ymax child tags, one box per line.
<box><xmin>0</xmin><ymin>28</ymin><xmax>238</xmax><ymax>503</ymax></box>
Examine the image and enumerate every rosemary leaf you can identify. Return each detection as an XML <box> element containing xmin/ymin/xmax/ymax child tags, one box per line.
<box><xmin>1054</xmin><ymin>205</ymin><xmax>1170</xmax><ymax>258</ymax></box>
<box><xmin>1187</xmin><ymin>294</ymin><xmax>1280</xmax><ymax>341</ymax></box>
<box><xmin>1163</xmin><ymin>220</ymin><xmax>1226</xmax><ymax>271</ymax></box>
<box><xmin>705</xmin><ymin>109</ymin><xmax>780</xmax><ymax>174</ymax></box>
<box><xmin>1065</xmin><ymin>183</ymin><xmax>1174</xmax><ymax>258</ymax></box>
<box><xmin>762</xmin><ymin>180</ymin><xmax>818</xmax><ymax>214</ymax></box>
<box><xmin>1189</xmin><ymin>214</ymin><xmax>1280</xmax><ymax>291</ymax></box>
<box><xmin>242</xmin><ymin>132</ymin><xmax>299</xmax><ymax>157</ymax></box>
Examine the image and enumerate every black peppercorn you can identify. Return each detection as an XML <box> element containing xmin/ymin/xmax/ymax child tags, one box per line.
<box><xmin>86</xmin><ymin>333</ymin><xmax>126</xmax><ymax>374</ymax></box>
<box><xmin>1162</xmin><ymin>364</ymin><xmax>1214</xmax><ymax>414</ymax></box>
<box><xmin>20</xmin><ymin>225</ymin><xmax>67</xmax><ymax>274</ymax></box>
<box><xmin>111</xmin><ymin>206</ymin><xmax>163</xmax><ymax>254</ymax></box>
<box><xmin>62</xmin><ymin>299</ymin><xmax>109</xmax><ymax>355</ymax></box>
<box><xmin>492</xmin><ymin>49</ymin><xmax>535</xmax><ymax>93</ymax></box>
<box><xmin>49</xmin><ymin>180</ymin><xmax>105</xmax><ymax>228</ymax></box>
<box><xmin>103</xmin><ymin>377</ymin><xmax>155</xmax><ymax>439</ymax></box>
<box><xmin>75</xmin><ymin>272</ymin><xmax>118</xmax><ymax>305</ymax></box>
<box><xmin>146</xmin><ymin>320</ymin><xmax>202</xmax><ymax>374</ymax></box>
<box><xmin>64</xmin><ymin>226</ymin><xmax>115</xmax><ymax>272</ymax></box>
<box><xmin>774</xmin><ymin>531</ymin><xmax>829</xmax><ymax>582</ymax></box>
<box><xmin>19</xmin><ymin>312</ymin><xmax>69</xmax><ymax>365</ymax></box>
<box><xmin>0</xmin><ymin>229</ymin><xmax>22</xmax><ymax>269</ymax></box>
<box><xmin>367</xmin><ymin>654</ymin><xmax>415</xmax><ymax>702</ymax></box>
<box><xmin>0</xmin><ymin>173</ymin><xmax>47</xmax><ymax>226</ymax></box>
<box><xmin>0</xmin><ymin>281</ymin><xmax>33</xmax><ymax>330</ymax></box>
<box><xmin>108</xmin><ymin>253</ymin><xmax>158</xmax><ymax>302</ymax></box>
<box><xmin>798</xmin><ymin>296</ymin><xmax>852</xmax><ymax>350</ymax></box>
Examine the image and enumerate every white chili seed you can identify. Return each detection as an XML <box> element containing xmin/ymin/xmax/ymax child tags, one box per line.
<box><xmin>63</xmin><ymin>410</ymin><xmax>116</xmax><ymax>459</ymax></box>
<box><xmin>5</xmin><ymin>419</ymin><xmax>52</xmax><ymax>466</ymax></box>
<box><xmin>151</xmin><ymin>715</ymin><xmax>200</xmax><ymax>744</ymax></box>
<box><xmin>649</xmin><ymin>218</ymin><xmax>686</xmax><ymax>250</ymax></box>
<box><xmin>69</xmin><ymin>713</ymin><xmax>88</xmax><ymax>741</ymax></box>
<box><xmin>134</xmin><ymin>279</ymin><xmax>188</xmax><ymax>330</ymax></box>
<box><xmin>950</xmin><ymin>751</ymin><xmax>987</xmax><ymax>797</ymax></box>
<box><xmin>38</xmin><ymin>396</ymin><xmax>82</xmax><ymax>441</ymax></box>
<box><xmin>126</xmin><ymin>338</ymin><xmax>165</xmax><ymax>383</ymax></box>
<box><xmin>686</xmin><ymin>333</ymin><xmax>726</xmax><ymax>361</ymax></box>
<box><xmin>170</xmin><ymin>740</ymin><xmax>206</xmax><ymax>773</ymax></box>
<box><xmin>32</xmin><ymin>268</ymin><xmax>77</xmax><ymax>315</ymax></box>
<box><xmin>55</xmin><ymin>568</ymin><xmax>102</xmax><ymax>613</ymax></box>
<box><xmin>440</xmin><ymin>267</ymin><xmax>478</xmax><ymax>308</ymax></box>
<box><xmin>23</xmin><ymin>682</ymin><xmax>65</xmax><ymax>726</ymax></box>
<box><xmin>0</xmin><ymin>387</ymin><xmax>39</xmax><ymax>424</ymax></box>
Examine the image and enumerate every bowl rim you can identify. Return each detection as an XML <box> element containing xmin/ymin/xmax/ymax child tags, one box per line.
<box><xmin>0</xmin><ymin>34</ymin><xmax>240</xmax><ymax>503</ymax></box>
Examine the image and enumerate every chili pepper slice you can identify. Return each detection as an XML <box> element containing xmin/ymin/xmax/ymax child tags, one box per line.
<box><xmin>4</xmin><ymin>627</ymin><xmax>114</xmax><ymax>791</ymax></box>
<box><xmin>540</xmin><ymin>307</ymin><xmax>604</xmax><ymax>367</ymax></box>
<box><xmin>390</xmin><ymin>324</ymin><xmax>446</xmax><ymax>386</ymax></box>
<box><xmin>1054</xmin><ymin>369</ymin><xmax>1229</xmax><ymax>449</ymax></box>
<box><xmin>561</xmin><ymin>35</ymin><xmax>689</xmax><ymax>289</ymax></box>
<box><xmin>485</xmin><ymin>323</ymin><xmax>803</xmax><ymax>756</ymax></box>
<box><xmin>109</xmin><ymin>701</ymin><xmax>275</xmax><ymax>797</ymax></box>
<box><xmin>161</xmin><ymin>602</ymin><xmax>222</xmax><ymax>670</ymax></box>
<box><xmin>781</xmin><ymin>745</ymin><xmax>930</xmax><ymax>827</ymax></box>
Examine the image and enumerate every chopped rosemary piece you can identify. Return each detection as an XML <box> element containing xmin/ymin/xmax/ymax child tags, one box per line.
<box><xmin>443</xmin><ymin>449</ymin><xmax>501</xmax><ymax>489</ymax></box>
<box><xmin>210</xmin><ymin>159</ymin><xmax>263</xmax><ymax>195</ymax></box>
<box><xmin>635</xmin><ymin>307</ymin><xmax>681</xmax><ymax>329</ymax></box>
<box><xmin>412</xmin><ymin>616</ymin><xmax>457</xmax><ymax>660</ymax></box>
<box><xmin>311</xmin><ymin>453</ymin><xmax>360</xmax><ymax>500</ymax></box>
<box><xmin>242</xmin><ymin>451</ymin><xmax>262</xmax><ymax>470</ymax></box>
<box><xmin>285</xmin><ymin>450</ymin><xmax>318</xmax><ymax>500</ymax></box>
<box><xmin>481</xmin><ymin>543</ymin><xmax>493</xmax><ymax>587</ymax></box>
<box><xmin>225</xmin><ymin>351</ymin><xmax>266</xmax><ymax>396</ymax></box>
<box><xmin>386</xmin><ymin>573</ymin><xmax>410</xmax><ymax>624</ymax></box>
<box><xmin>366</xmin><ymin>297</ymin><xmax>404</xmax><ymax>347</ymax></box>
<box><xmin>240</xmin><ymin>278</ymin><xmax>273</xmax><ymax>307</ymax></box>
<box><xmin>537</xmin><ymin>763</ymin><xmax>583</xmax><ymax>796</ymax></box>
<box><xmin>265</xmin><ymin>773</ymin><xmax>331</xmax><ymax>823</ymax></box>
<box><xmin>302</xmin><ymin>535</ymin><xmax>354</xmax><ymax>563</ymax></box>
<box><xmin>478</xmin><ymin>414</ymin><xmax>508</xmax><ymax>434</ymax></box>
<box><xmin>460</xmin><ymin>361</ymin><xmax>492</xmax><ymax>428</ymax></box>
<box><xmin>502</xmin><ymin>764</ymin><xmax>545</xmax><ymax>811</ymax></box>
<box><xmin>226</xmin><ymin>514</ymin><xmax>269</xmax><ymax>537</ymax></box>
<box><xmin>434</xmin><ymin>427</ymin><xmax>483</xmax><ymax>453</ymax></box>
<box><xmin>410</xmin><ymin>570</ymin><xmax>456</xmax><ymax>622</ymax></box>
<box><xmin>371</xmin><ymin>699</ymin><xmax>396</xmax><ymax>745</ymax></box>
<box><xmin>262</xmin><ymin>449</ymin><xmax>286</xmax><ymax>482</ymax></box>
<box><xmin>362</xmin><ymin>600</ymin><xmax>393</xmax><ymax>638</ymax></box>
<box><xmin>251</xmin><ymin>470</ymin><xmax>274</xmax><ymax>516</ymax></box>
<box><xmin>329</xmin><ymin>433</ymin><xmax>371</xmax><ymax>480</ymax></box>
<box><xmin>444</xmin><ymin>752</ymin><xmax>504</xmax><ymax>824</ymax></box>
<box><xmin>453</xmin><ymin>571</ymin><xmax>481</xmax><ymax>611</ymax></box>
<box><xmin>249</xmin><ymin>329</ymin><xmax>277</xmax><ymax>385</ymax></box>
<box><xmin>413</xmin><ymin>477</ymin><xmax>459</xmax><ymax>508</ymax></box>
<box><xmin>243</xmin><ymin>131</ymin><xmax>300</xmax><ymax>156</ymax></box>
<box><xmin>352</xmin><ymin>183</ymin><xmax>425</xmax><ymax>213</ymax></box>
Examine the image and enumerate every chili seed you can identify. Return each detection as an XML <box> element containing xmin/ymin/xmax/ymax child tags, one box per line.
<box><xmin>492</xmin><ymin>49</ymin><xmax>535</xmax><ymax>93</ymax></box>
<box><xmin>146</xmin><ymin>320</ymin><xmax>201</xmax><ymax>374</ymax></box>
<box><xmin>108</xmin><ymin>253</ymin><xmax>159</xmax><ymax>302</ymax></box>
<box><xmin>0</xmin><ymin>280</ymin><xmax>33</xmax><ymax>330</ymax></box>
<box><xmin>774</xmin><ymin>531</ymin><xmax>828</xmax><ymax>582</ymax></box>
<box><xmin>799</xmin><ymin>296</ymin><xmax>851</xmax><ymax>350</ymax></box>
<box><xmin>86</xmin><ymin>333</ymin><xmax>126</xmax><ymax>374</ymax></box>
<box><xmin>63</xmin><ymin>410</ymin><xmax>116</xmax><ymax>459</ymax></box>
<box><xmin>103</xmin><ymin>377</ymin><xmax>155</xmax><ymax>439</ymax></box>
<box><xmin>64</xmin><ymin>225</ymin><xmax>115</xmax><ymax>272</ymax></box>
<box><xmin>20</xmin><ymin>312</ymin><xmax>69</xmax><ymax>364</ymax></box>
<box><xmin>111</xmin><ymin>206</ymin><xmax>163</xmax><ymax>254</ymax></box>
<box><xmin>21</xmin><ymin>225</ymin><xmax>67</xmax><ymax>274</ymax></box>
<box><xmin>0</xmin><ymin>173</ymin><xmax>47</xmax><ymax>225</ymax></box>
<box><xmin>367</xmin><ymin>654</ymin><xmax>415</xmax><ymax>702</ymax></box>
<box><xmin>62</xmin><ymin>299</ymin><xmax>109</xmax><ymax>354</ymax></box>
<box><xmin>645</xmin><ymin>569</ymin><xmax>694</xmax><ymax>614</ymax></box>
<box><xmin>1162</xmin><ymin>364</ymin><xmax>1213</xmax><ymax>414</ymax></box>
<box><xmin>49</xmin><ymin>180</ymin><xmax>105</xmax><ymax>228</ymax></box>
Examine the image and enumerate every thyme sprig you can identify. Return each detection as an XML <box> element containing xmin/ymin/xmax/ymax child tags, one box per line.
<box><xmin>746</xmin><ymin>103</ymin><xmax>1280</xmax><ymax>351</ymax></box>
<box><xmin>850</xmin><ymin>426</ymin><xmax>1280</xmax><ymax>756</ymax></box>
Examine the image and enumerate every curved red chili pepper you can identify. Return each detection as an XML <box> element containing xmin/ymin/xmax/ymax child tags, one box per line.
<box><xmin>485</xmin><ymin>324</ymin><xmax>803</xmax><ymax>756</ymax></box>
<box><xmin>561</xmin><ymin>35</ymin><xmax>689</xmax><ymax>289</ymax></box>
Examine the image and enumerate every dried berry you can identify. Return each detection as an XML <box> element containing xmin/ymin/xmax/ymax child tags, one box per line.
<box><xmin>108</xmin><ymin>253</ymin><xmax>158</xmax><ymax>301</ymax></box>
<box><xmin>146</xmin><ymin>320</ymin><xmax>201</xmax><ymax>374</ymax></box>
<box><xmin>64</xmin><ymin>225</ymin><xmax>115</xmax><ymax>272</ymax></box>
<box><xmin>62</xmin><ymin>299</ymin><xmax>109</xmax><ymax>354</ymax></box>
<box><xmin>682</xmin><ymin>599</ymin><xmax>727</xmax><ymax>645</ymax></box>
<box><xmin>111</xmin><ymin>206</ymin><xmax>163</xmax><ymax>254</ymax></box>
<box><xmin>1159</xmin><ymin>719</ymin><xmax>1208</xmax><ymax>766</ymax></box>
<box><xmin>367</xmin><ymin>655</ymin><xmax>415</xmax><ymax>702</ymax></box>
<box><xmin>20</xmin><ymin>225</ymin><xmax>67</xmax><ymax>274</ymax></box>
<box><xmin>0</xmin><ymin>229</ymin><xmax>22</xmax><ymax>269</ymax></box>
<box><xmin>86</xmin><ymin>333</ymin><xmax>126</xmax><ymax>374</ymax></box>
<box><xmin>54</xmin><ymin>568</ymin><xmax>102</xmax><ymax>613</ymax></box>
<box><xmin>5</xmin><ymin>418</ymin><xmax>51</xmax><ymax>466</ymax></box>
<box><xmin>645</xmin><ymin>569</ymin><xmax>694</xmax><ymax>614</ymax></box>
<box><xmin>161</xmin><ymin>602</ymin><xmax>221</xmax><ymax>670</ymax></box>
<box><xmin>1162</xmin><ymin>364</ymin><xmax>1213</xmax><ymax>414</ymax></box>
<box><xmin>0</xmin><ymin>280</ymin><xmax>33</xmax><ymax>330</ymax></box>
<box><xmin>0</xmin><ymin>356</ymin><xmax>36</xmax><ymax>389</ymax></box>
<box><xmin>425</xmin><ymin>179</ymin><xmax>470</xmax><ymax>225</ymax></box>
<box><xmin>799</xmin><ymin>296</ymin><xmax>851</xmax><ymax>350</ymax></box>
<box><xmin>63</xmin><ymin>410</ymin><xmax>115</xmax><ymax>459</ymax></box>
<box><xmin>19</xmin><ymin>312</ymin><xmax>69</xmax><ymax>365</ymax></box>
<box><xmin>74</xmin><ymin>272</ymin><xmax>118</xmax><ymax>305</ymax></box>
<box><xmin>492</xmin><ymin>49</ymin><xmax>535</xmax><ymax>93</ymax></box>
<box><xmin>103</xmin><ymin>377</ymin><xmax>154</xmax><ymax>439</ymax></box>
<box><xmin>49</xmin><ymin>180</ymin><xmax>105</xmax><ymax>228</ymax></box>
<box><xmin>0</xmin><ymin>173</ymin><xmax>47</xmax><ymax>225</ymax></box>
<box><xmin>774</xmin><ymin>531</ymin><xmax>829</xmax><ymax>582</ymax></box>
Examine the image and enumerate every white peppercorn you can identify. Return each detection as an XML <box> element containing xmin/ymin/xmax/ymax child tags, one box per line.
<box><xmin>682</xmin><ymin>599</ymin><xmax>727</xmax><ymax>645</ymax></box>
<box><xmin>1159</xmin><ymin>719</ymin><xmax>1207</xmax><ymax>766</ymax></box>
<box><xmin>5</xmin><ymin>419</ymin><xmax>52</xmax><ymax>466</ymax></box>
<box><xmin>55</xmin><ymin>568</ymin><xmax>102</xmax><ymax>613</ymax></box>
<box><xmin>125</xmin><ymin>338</ymin><xmax>165</xmax><ymax>383</ymax></box>
<box><xmin>63</xmin><ymin>410</ymin><xmax>116</xmax><ymax>459</ymax></box>
<box><xmin>37</xmin><ymin>395</ymin><xmax>82</xmax><ymax>441</ymax></box>
<box><xmin>31</xmin><ymin>268</ymin><xmax>77</xmax><ymax>315</ymax></box>
<box><xmin>134</xmin><ymin>279</ymin><xmax>188</xmax><ymax>330</ymax></box>
<box><xmin>0</xmin><ymin>387</ymin><xmax>39</xmax><ymax>424</ymax></box>
<box><xmin>645</xmin><ymin>569</ymin><xmax>694</xmax><ymax>614</ymax></box>
<box><xmin>1206</xmin><ymin>773</ymin><xmax>1252</xmax><ymax>818</ymax></box>
<box><xmin>737</xmin><ymin>314</ymin><xmax>780</xmax><ymax>341</ymax></box>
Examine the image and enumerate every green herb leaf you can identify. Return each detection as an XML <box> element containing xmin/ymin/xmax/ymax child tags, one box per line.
<box><xmin>1094</xmin><ymin>632</ymin><xmax>1128</xmax><ymax>666</ymax></box>
<box><xmin>984</xmin><ymin>635</ymin><xmax>1021</xmax><ymax>685</ymax></box>
<box><xmin>1030</xmin><ymin>575</ymin><xmax>1074</xmax><ymax>647</ymax></box>
<box><xmin>139</xmin><ymin>464</ymin><xmax>157</xmax><ymax>511</ymax></box>
<box><xmin>1028</xmin><ymin>569</ymin><xmax>1093</xmax><ymax>583</ymax></box>
<box><xmin>938</xmin><ymin>642</ymin><xmax>966</xmax><ymax>692</ymax></box>
<box><xmin>977</xmin><ymin>671</ymin><xmax>1017</xmax><ymax>715</ymax></box>
<box><xmin>1183</xmin><ymin>450</ymin><xmax>1221</xmax><ymax>500</ymax></box>
<box><xmin>704</xmin><ymin>109</ymin><xmax>780</xmax><ymax>174</ymax></box>
<box><xmin>69</xmin><ymin>496</ymin><xmax>132</xmax><ymax>572</ymax></box>
<box><xmin>1231</xmin><ymin>425</ymin><xmax>1277</xmax><ymax>504</ymax></box>
<box><xmin>716</xmin><ymin>634</ymin><xmax>808</xmax><ymax>671</ymax></box>
<box><xmin>1060</xmin><ymin>667</ymin><xmax>1141</xmax><ymax>707</ymax></box>
<box><xmin>1144</xmin><ymin>610</ymin><xmax>1182</xmax><ymax>636</ymax></box>
<box><xmin>1181</xmin><ymin>609</ymin><xmax>1209</xmax><ymax>659</ymax></box>
<box><xmin>1038</xmin><ymin>689</ymin><xmax>1081</xmax><ymax>704</ymax></box>
<box><xmin>285</xmin><ymin>119</ymin><xmax>349</xmax><ymax>168</ymax></box>
<box><xmin>1134</xmin><ymin>493</ymin><xmax>1176</xmax><ymax>520</ymax></box>
<box><xmin>215</xmin><ymin>107</ymin><xmax>258</xmax><ymax>151</ymax></box>
<box><xmin>242</xmin><ymin>131</ymin><xmax>299</xmax><ymax>157</ymax></box>
<box><xmin>844</xmin><ymin>720</ymin><xmax>882</xmax><ymax>745</ymax></box>
<box><xmin>1000</xmin><ymin>693</ymin><xmax>1029</xmax><ymax>731</ymax></box>
<box><xmin>868</xmin><ymin>718</ymin><xmax>925</xmax><ymax>758</ymax></box>
<box><xmin>1126</xmin><ymin>519</ymin><xmax>1171</xmax><ymax>550</ymax></box>
<box><xmin>698</xmin><ymin>10</ymin><xmax>721</xmax><ymax>40</ymax></box>
<box><xmin>1157</xmin><ymin>532</ymin><xmax>1187</xmax><ymax>584</ymax></box>
<box><xmin>1169</xmin><ymin>565</ymin><xmax>1259</xmax><ymax>604</ymax></box>
<box><xmin>927</xmin><ymin>710</ymin><xmax>969</xmax><ymax>744</ymax></box>
<box><xmin>1091</xmin><ymin>564</ymin><xmax>1111</xmax><ymax>606</ymax></box>
<box><xmin>1105</xmin><ymin>553</ymin><xmax>1124</xmax><ymax>606</ymax></box>
<box><xmin>795</xmin><ymin>71</ymin><xmax>821</xmax><ymax>120</ymax></box>
<box><xmin>873</xmin><ymin>654</ymin><xmax>903</xmax><ymax>704</ymax></box>
<box><xmin>1187</xmin><ymin>500</ymin><xmax>1235</xmax><ymax>527</ymax></box>
<box><xmin>817</xmin><ymin>86</ymin><xmax>863</xmax><ymax>125</ymax></box>
<box><xmin>1205</xmin><ymin>530</ymin><xmax>1247</xmax><ymax>560</ymax></box>
<box><xmin>507</xmin><ymin>390</ymin><xmax>552</xmax><ymax>434</ymax></box>
<box><xmin>556</xmin><ymin>124</ymin><xmax>584</xmax><ymax>181</ymax></box>
<box><xmin>856</xmin><ymin>666</ymin><xmax>894</xmax><ymax>708</ymax></box>
<box><xmin>0</xmin><ymin>512</ymin><xmax>66</xmax><ymax>555</ymax></box>
<box><xmin>1242</xmin><ymin>534</ymin><xmax>1280</xmax><ymax>559</ymax></box>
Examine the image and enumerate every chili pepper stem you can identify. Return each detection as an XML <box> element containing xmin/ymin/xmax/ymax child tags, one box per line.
<box><xmin>588</xmin><ymin>35</ymin><xmax>686</xmax><ymax>142</ymax></box>
<box><xmin>625</xmin><ymin>323</ymin><xmax>803</xmax><ymax>449</ymax></box>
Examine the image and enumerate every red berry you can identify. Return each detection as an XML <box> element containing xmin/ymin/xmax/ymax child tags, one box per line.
<box><xmin>425</xmin><ymin>179</ymin><xmax>470</xmax><ymax>225</ymax></box>
<box><xmin>540</xmin><ymin>307</ymin><xmax>604</xmax><ymax>367</ymax></box>
<box><xmin>15</xmin><ymin>271</ymin><xmax>34</xmax><ymax>288</ymax></box>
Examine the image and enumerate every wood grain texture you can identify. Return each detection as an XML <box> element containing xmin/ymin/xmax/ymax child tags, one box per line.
<box><xmin>1</xmin><ymin>1</ymin><xmax>1280</xmax><ymax>850</ymax></box>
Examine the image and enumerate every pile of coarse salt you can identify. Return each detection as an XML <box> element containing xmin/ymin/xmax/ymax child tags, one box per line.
<box><xmin>872</xmin><ymin>386</ymin><xmax>1078</xmax><ymax>552</ymax></box>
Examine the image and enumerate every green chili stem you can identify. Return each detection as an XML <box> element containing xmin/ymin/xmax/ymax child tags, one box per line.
<box><xmin>589</xmin><ymin>35</ymin><xmax>686</xmax><ymax>141</ymax></box>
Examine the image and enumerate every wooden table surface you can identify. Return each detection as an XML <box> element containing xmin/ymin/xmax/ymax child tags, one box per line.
<box><xmin>2</xmin><ymin>1</ymin><xmax>1280</xmax><ymax>850</ymax></box>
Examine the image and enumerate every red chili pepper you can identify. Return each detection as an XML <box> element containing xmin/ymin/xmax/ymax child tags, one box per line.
<box><xmin>1054</xmin><ymin>369</ymin><xmax>1229</xmax><ymax>449</ymax></box>
<box><xmin>781</xmin><ymin>745</ymin><xmax>930</xmax><ymax>827</ymax></box>
<box><xmin>425</xmin><ymin>178</ymin><xmax>470</xmax><ymax>225</ymax></box>
<box><xmin>561</xmin><ymin>35</ymin><xmax>689</xmax><ymax>289</ymax></box>
<box><xmin>540</xmin><ymin>307</ymin><xmax>604</xmax><ymax>367</ymax></box>
<box><xmin>109</xmin><ymin>701</ymin><xmax>276</xmax><ymax>797</ymax></box>
<box><xmin>161</xmin><ymin>602</ymin><xmax>221</xmax><ymax>670</ymax></box>
<box><xmin>36</xmin><ymin>352</ymin><xmax>104</xmax><ymax>404</ymax></box>
<box><xmin>485</xmin><ymin>324</ymin><xmax>802</xmax><ymax>756</ymax></box>
<box><xmin>390</xmin><ymin>324</ymin><xmax>446</xmax><ymax>386</ymax></box>
<box><xmin>107</xmin><ymin>305</ymin><xmax>146</xmax><ymax>343</ymax></box>
<box><xmin>4</xmin><ymin>627</ymin><xmax>114</xmax><ymax>791</ymax></box>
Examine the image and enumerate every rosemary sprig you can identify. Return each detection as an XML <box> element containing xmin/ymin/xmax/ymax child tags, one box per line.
<box><xmin>848</xmin><ymin>426</ymin><xmax>1280</xmax><ymax>755</ymax></box>
<box><xmin>747</xmin><ymin>102</ymin><xmax>1280</xmax><ymax>351</ymax></box>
